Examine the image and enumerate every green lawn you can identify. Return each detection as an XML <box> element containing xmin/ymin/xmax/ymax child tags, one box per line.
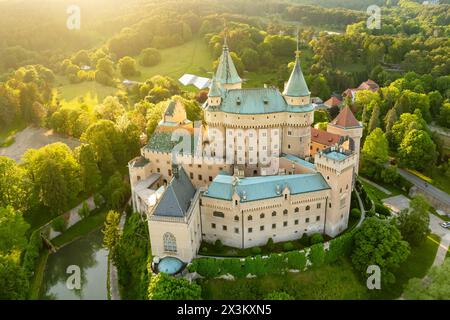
<box><xmin>53</xmin><ymin>76</ymin><xmax>118</xmax><ymax>108</ymax></box>
<box><xmin>360</xmin><ymin>179</ymin><xmax>390</xmax><ymax>205</ymax></box>
<box><xmin>51</xmin><ymin>208</ymin><xmax>108</xmax><ymax>247</ymax></box>
<box><xmin>0</xmin><ymin>119</ymin><xmax>26</xmax><ymax>147</ymax></box>
<box><xmin>130</xmin><ymin>36</ymin><xmax>214</xmax><ymax>83</ymax></box>
<box><xmin>369</xmin><ymin>234</ymin><xmax>441</xmax><ymax>299</ymax></box>
<box><xmin>199</xmin><ymin>257</ymin><xmax>369</xmax><ymax>300</ymax></box>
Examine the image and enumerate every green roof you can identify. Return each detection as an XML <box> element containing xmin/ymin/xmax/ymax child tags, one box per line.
<box><xmin>210</xmin><ymin>88</ymin><xmax>314</xmax><ymax>114</ymax></box>
<box><xmin>145</xmin><ymin>131</ymin><xmax>194</xmax><ymax>154</ymax></box>
<box><xmin>215</xmin><ymin>44</ymin><xmax>242</xmax><ymax>85</ymax></box>
<box><xmin>164</xmin><ymin>101</ymin><xmax>176</xmax><ymax>116</ymax></box>
<box><xmin>323</xmin><ymin>151</ymin><xmax>348</xmax><ymax>161</ymax></box>
<box><xmin>283</xmin><ymin>57</ymin><xmax>310</xmax><ymax>97</ymax></box>
<box><xmin>281</xmin><ymin>153</ymin><xmax>315</xmax><ymax>169</ymax></box>
<box><xmin>204</xmin><ymin>173</ymin><xmax>330</xmax><ymax>202</ymax></box>
<box><xmin>208</xmin><ymin>77</ymin><xmax>222</xmax><ymax>97</ymax></box>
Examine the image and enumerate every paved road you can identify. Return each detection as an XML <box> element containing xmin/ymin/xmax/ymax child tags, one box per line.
<box><xmin>397</xmin><ymin>168</ymin><xmax>450</xmax><ymax>209</ymax></box>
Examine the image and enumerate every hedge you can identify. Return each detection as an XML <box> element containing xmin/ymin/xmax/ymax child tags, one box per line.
<box><xmin>21</xmin><ymin>230</ymin><xmax>44</xmax><ymax>279</ymax></box>
<box><xmin>188</xmin><ymin>230</ymin><xmax>356</xmax><ymax>278</ymax></box>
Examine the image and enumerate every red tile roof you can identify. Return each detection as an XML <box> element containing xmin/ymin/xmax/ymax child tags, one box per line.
<box><xmin>311</xmin><ymin>128</ymin><xmax>342</xmax><ymax>146</ymax></box>
<box><xmin>329</xmin><ymin>105</ymin><xmax>361</xmax><ymax>128</ymax></box>
<box><xmin>324</xmin><ymin>96</ymin><xmax>342</xmax><ymax>107</ymax></box>
<box><xmin>358</xmin><ymin>79</ymin><xmax>379</xmax><ymax>91</ymax></box>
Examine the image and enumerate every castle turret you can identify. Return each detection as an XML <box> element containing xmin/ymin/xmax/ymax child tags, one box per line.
<box><xmin>326</xmin><ymin>105</ymin><xmax>363</xmax><ymax>174</ymax></box>
<box><xmin>283</xmin><ymin>49</ymin><xmax>310</xmax><ymax>106</ymax></box>
<box><xmin>314</xmin><ymin>147</ymin><xmax>357</xmax><ymax>237</ymax></box>
<box><xmin>215</xmin><ymin>37</ymin><xmax>242</xmax><ymax>90</ymax></box>
<box><xmin>207</xmin><ymin>77</ymin><xmax>222</xmax><ymax>107</ymax></box>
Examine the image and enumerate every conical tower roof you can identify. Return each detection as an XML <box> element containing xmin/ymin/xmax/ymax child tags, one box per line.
<box><xmin>215</xmin><ymin>38</ymin><xmax>242</xmax><ymax>86</ymax></box>
<box><xmin>330</xmin><ymin>105</ymin><xmax>362</xmax><ymax>128</ymax></box>
<box><xmin>208</xmin><ymin>77</ymin><xmax>222</xmax><ymax>97</ymax></box>
<box><xmin>283</xmin><ymin>53</ymin><xmax>310</xmax><ymax>97</ymax></box>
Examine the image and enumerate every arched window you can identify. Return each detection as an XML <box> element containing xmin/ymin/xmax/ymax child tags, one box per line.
<box><xmin>260</xmin><ymin>213</ymin><xmax>265</xmax><ymax>219</ymax></box>
<box><xmin>306</xmin><ymin>205</ymin><xmax>310</xmax><ymax>211</ymax></box>
<box><xmin>248</xmin><ymin>215</ymin><xmax>253</xmax><ymax>221</ymax></box>
<box><xmin>234</xmin><ymin>215</ymin><xmax>239</xmax><ymax>221</ymax></box>
<box><xmin>295</xmin><ymin>207</ymin><xmax>299</xmax><ymax>213</ymax></box>
<box><xmin>272</xmin><ymin>211</ymin><xmax>277</xmax><ymax>217</ymax></box>
<box><xmin>283</xmin><ymin>209</ymin><xmax>288</xmax><ymax>215</ymax></box>
<box><xmin>163</xmin><ymin>232</ymin><xmax>177</xmax><ymax>253</ymax></box>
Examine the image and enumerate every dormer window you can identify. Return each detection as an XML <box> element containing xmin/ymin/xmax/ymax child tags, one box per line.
<box><xmin>236</xmin><ymin>97</ymin><xmax>241</xmax><ymax>105</ymax></box>
<box><xmin>263</xmin><ymin>99</ymin><xmax>268</xmax><ymax>105</ymax></box>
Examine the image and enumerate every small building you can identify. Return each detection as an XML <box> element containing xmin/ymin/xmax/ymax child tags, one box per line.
<box><xmin>324</xmin><ymin>96</ymin><xmax>342</xmax><ymax>109</ymax></box>
<box><xmin>342</xmin><ymin>79</ymin><xmax>379</xmax><ymax>101</ymax></box>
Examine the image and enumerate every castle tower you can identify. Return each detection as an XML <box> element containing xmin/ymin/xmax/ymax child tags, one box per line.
<box><xmin>215</xmin><ymin>37</ymin><xmax>242</xmax><ymax>90</ymax></box>
<box><xmin>326</xmin><ymin>105</ymin><xmax>363</xmax><ymax>174</ymax></box>
<box><xmin>281</xmin><ymin>38</ymin><xmax>313</xmax><ymax>159</ymax></box>
<box><xmin>207</xmin><ymin>77</ymin><xmax>222</xmax><ymax>107</ymax></box>
<box><xmin>314</xmin><ymin>147</ymin><xmax>357</xmax><ymax>237</ymax></box>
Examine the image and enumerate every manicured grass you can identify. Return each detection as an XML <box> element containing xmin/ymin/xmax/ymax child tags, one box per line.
<box><xmin>28</xmin><ymin>250</ymin><xmax>49</xmax><ymax>300</ymax></box>
<box><xmin>199</xmin><ymin>257</ymin><xmax>369</xmax><ymax>300</ymax></box>
<box><xmin>360</xmin><ymin>180</ymin><xmax>390</xmax><ymax>205</ymax></box>
<box><xmin>51</xmin><ymin>208</ymin><xmax>108</xmax><ymax>247</ymax></box>
<box><xmin>53</xmin><ymin>78</ymin><xmax>118</xmax><ymax>108</ymax></box>
<box><xmin>0</xmin><ymin>119</ymin><xmax>26</xmax><ymax>147</ymax></box>
<box><xmin>428</xmin><ymin>167</ymin><xmax>450</xmax><ymax>195</ymax></box>
<box><xmin>131</xmin><ymin>36</ymin><xmax>214</xmax><ymax>83</ymax></box>
<box><xmin>369</xmin><ymin>234</ymin><xmax>441</xmax><ymax>300</ymax></box>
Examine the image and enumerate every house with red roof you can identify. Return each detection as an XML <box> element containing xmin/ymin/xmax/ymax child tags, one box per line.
<box><xmin>342</xmin><ymin>79</ymin><xmax>380</xmax><ymax>101</ymax></box>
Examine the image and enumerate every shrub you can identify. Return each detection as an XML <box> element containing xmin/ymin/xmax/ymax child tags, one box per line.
<box><xmin>22</xmin><ymin>230</ymin><xmax>43</xmax><ymax>279</ymax></box>
<box><xmin>266</xmin><ymin>238</ymin><xmax>274</xmax><ymax>251</ymax></box>
<box><xmin>51</xmin><ymin>216</ymin><xmax>67</xmax><ymax>232</ymax></box>
<box><xmin>350</xmin><ymin>208</ymin><xmax>361</xmax><ymax>220</ymax></box>
<box><xmin>309</xmin><ymin>243</ymin><xmax>325</xmax><ymax>267</ymax></box>
<box><xmin>310</xmin><ymin>233</ymin><xmax>324</xmax><ymax>245</ymax></box>
<box><xmin>366</xmin><ymin>209</ymin><xmax>375</xmax><ymax>217</ymax></box>
<box><xmin>286</xmin><ymin>251</ymin><xmax>307</xmax><ymax>270</ymax></box>
<box><xmin>299</xmin><ymin>233</ymin><xmax>309</xmax><ymax>246</ymax></box>
<box><xmin>78</xmin><ymin>201</ymin><xmax>90</xmax><ymax>218</ymax></box>
<box><xmin>375</xmin><ymin>203</ymin><xmax>391</xmax><ymax>216</ymax></box>
<box><xmin>282</xmin><ymin>242</ymin><xmax>294</xmax><ymax>251</ymax></box>
<box><xmin>251</xmin><ymin>246</ymin><xmax>262</xmax><ymax>255</ymax></box>
<box><xmin>201</xmin><ymin>246</ymin><xmax>208</xmax><ymax>254</ymax></box>
<box><xmin>148</xmin><ymin>272</ymin><xmax>201</xmax><ymax>300</ymax></box>
<box><xmin>214</xmin><ymin>239</ymin><xmax>223</xmax><ymax>252</ymax></box>
<box><xmin>94</xmin><ymin>193</ymin><xmax>104</xmax><ymax>208</ymax></box>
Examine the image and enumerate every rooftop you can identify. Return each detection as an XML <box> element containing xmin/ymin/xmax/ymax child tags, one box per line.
<box><xmin>311</xmin><ymin>128</ymin><xmax>342</xmax><ymax>146</ymax></box>
<box><xmin>215</xmin><ymin>42</ymin><xmax>242</xmax><ymax>85</ymax></box>
<box><xmin>204</xmin><ymin>173</ymin><xmax>329</xmax><ymax>202</ymax></box>
<box><xmin>282</xmin><ymin>56</ymin><xmax>310</xmax><ymax>97</ymax></box>
<box><xmin>154</xmin><ymin>167</ymin><xmax>196</xmax><ymax>218</ymax></box>
<box><xmin>329</xmin><ymin>105</ymin><xmax>362</xmax><ymax>128</ymax></box>
<box><xmin>281</xmin><ymin>153</ymin><xmax>316</xmax><ymax>169</ymax></box>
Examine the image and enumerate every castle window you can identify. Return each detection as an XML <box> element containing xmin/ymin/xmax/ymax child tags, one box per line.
<box><xmin>272</xmin><ymin>211</ymin><xmax>277</xmax><ymax>217</ymax></box>
<box><xmin>209</xmin><ymin>176</ymin><xmax>213</xmax><ymax>182</ymax></box>
<box><xmin>190</xmin><ymin>172</ymin><xmax>194</xmax><ymax>179</ymax></box>
<box><xmin>198</xmin><ymin>164</ymin><xmax>202</xmax><ymax>168</ymax></box>
<box><xmin>198</xmin><ymin>174</ymin><xmax>202</xmax><ymax>181</ymax></box>
<box><xmin>340</xmin><ymin>188</ymin><xmax>342</xmax><ymax>193</ymax></box>
<box><xmin>234</xmin><ymin>215</ymin><xmax>239</xmax><ymax>221</ymax></box>
<box><xmin>260</xmin><ymin>213</ymin><xmax>265</xmax><ymax>219</ymax></box>
<box><xmin>272</xmin><ymin>223</ymin><xmax>276</xmax><ymax>229</ymax></box>
<box><xmin>253</xmin><ymin>170</ymin><xmax>257</xmax><ymax>175</ymax></box>
<box><xmin>327</xmin><ymin>176</ymin><xmax>329</xmax><ymax>180</ymax></box>
<box><xmin>305</xmin><ymin>205</ymin><xmax>310</xmax><ymax>211</ymax></box>
<box><xmin>211</xmin><ymin>223</ymin><xmax>216</xmax><ymax>229</ymax></box>
<box><xmin>317</xmin><ymin>203</ymin><xmax>321</xmax><ymax>209</ymax></box>
<box><xmin>137</xmin><ymin>176</ymin><xmax>141</xmax><ymax>181</ymax></box>
<box><xmin>213</xmin><ymin>211</ymin><xmax>224</xmax><ymax>218</ymax></box>
<box><xmin>283</xmin><ymin>209</ymin><xmax>288</xmax><ymax>215</ymax></box>
<box><xmin>288</xmin><ymin>144</ymin><xmax>291</xmax><ymax>149</ymax></box>
<box><xmin>295</xmin><ymin>219</ymin><xmax>299</xmax><ymax>225</ymax></box>
<box><xmin>248</xmin><ymin>215</ymin><xmax>253</xmax><ymax>221</ymax></box>
<box><xmin>346</xmin><ymin>184</ymin><xmax>349</xmax><ymax>190</ymax></box>
<box><xmin>305</xmin><ymin>218</ymin><xmax>310</xmax><ymax>223</ymax></box>
<box><xmin>223</xmin><ymin>225</ymin><xmax>227</xmax><ymax>231</ymax></box>
<box><xmin>260</xmin><ymin>225</ymin><xmax>264</xmax><ymax>231</ymax></box>
<box><xmin>295</xmin><ymin>207</ymin><xmax>299</xmax><ymax>213</ymax></box>
<box><xmin>284</xmin><ymin>194</ymin><xmax>287</xmax><ymax>200</ymax></box>
<box><xmin>163</xmin><ymin>232</ymin><xmax>177</xmax><ymax>253</ymax></box>
<box><xmin>283</xmin><ymin>221</ymin><xmax>288</xmax><ymax>227</ymax></box>
<box><xmin>316</xmin><ymin>216</ymin><xmax>320</xmax><ymax>221</ymax></box>
<box><xmin>288</xmin><ymin>131</ymin><xmax>292</xmax><ymax>136</ymax></box>
<box><xmin>234</xmin><ymin>228</ymin><xmax>239</xmax><ymax>234</ymax></box>
<box><xmin>168</xmin><ymin>169</ymin><xmax>172</xmax><ymax>176</ymax></box>
<box><xmin>329</xmin><ymin>203</ymin><xmax>332</xmax><ymax>208</ymax></box>
<box><xmin>157</xmin><ymin>168</ymin><xmax>160</xmax><ymax>173</ymax></box>
<box><xmin>235</xmin><ymin>200</ymin><xmax>238</xmax><ymax>205</ymax></box>
<box><xmin>248</xmin><ymin>228</ymin><xmax>253</xmax><ymax>233</ymax></box>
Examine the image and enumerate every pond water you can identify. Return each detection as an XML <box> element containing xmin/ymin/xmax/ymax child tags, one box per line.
<box><xmin>39</xmin><ymin>229</ymin><xmax>108</xmax><ymax>300</ymax></box>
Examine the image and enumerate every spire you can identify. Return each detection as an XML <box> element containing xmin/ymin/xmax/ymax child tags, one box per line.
<box><xmin>208</xmin><ymin>77</ymin><xmax>222</xmax><ymax>97</ymax></box>
<box><xmin>215</xmin><ymin>35</ymin><xmax>242</xmax><ymax>87</ymax></box>
<box><xmin>330</xmin><ymin>105</ymin><xmax>362</xmax><ymax>128</ymax></box>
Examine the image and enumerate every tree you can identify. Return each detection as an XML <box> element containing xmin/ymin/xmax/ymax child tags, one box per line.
<box><xmin>427</xmin><ymin>91</ymin><xmax>443</xmax><ymax>119</ymax></box>
<box><xmin>384</xmin><ymin>108</ymin><xmax>397</xmax><ymax>139</ymax></box>
<box><xmin>140</xmin><ymin>48</ymin><xmax>161</xmax><ymax>67</ymax></box>
<box><xmin>397</xmin><ymin>195</ymin><xmax>430</xmax><ymax>246</ymax></box>
<box><xmin>95</xmin><ymin>57</ymin><xmax>114</xmax><ymax>85</ymax></box>
<box><xmin>0</xmin><ymin>206</ymin><xmax>29</xmax><ymax>253</ymax></box>
<box><xmin>102</xmin><ymin>210</ymin><xmax>121</xmax><ymax>261</ymax></box>
<box><xmin>403</xmin><ymin>259</ymin><xmax>450</xmax><ymax>300</ymax></box>
<box><xmin>22</xmin><ymin>143</ymin><xmax>81</xmax><ymax>215</ymax></box>
<box><xmin>367</xmin><ymin>101</ymin><xmax>381</xmax><ymax>133</ymax></box>
<box><xmin>75</xmin><ymin>144</ymin><xmax>101</xmax><ymax>194</ymax></box>
<box><xmin>118</xmin><ymin>56</ymin><xmax>138</xmax><ymax>77</ymax></box>
<box><xmin>351</xmin><ymin>218</ymin><xmax>410</xmax><ymax>284</ymax></box>
<box><xmin>241</xmin><ymin>48</ymin><xmax>259</xmax><ymax>71</ymax></box>
<box><xmin>362</xmin><ymin>128</ymin><xmax>389</xmax><ymax>164</ymax></box>
<box><xmin>148</xmin><ymin>272</ymin><xmax>201</xmax><ymax>300</ymax></box>
<box><xmin>0</xmin><ymin>255</ymin><xmax>29</xmax><ymax>299</ymax></box>
<box><xmin>398</xmin><ymin>129</ymin><xmax>437</xmax><ymax>171</ymax></box>
<box><xmin>438</xmin><ymin>102</ymin><xmax>450</xmax><ymax>128</ymax></box>
<box><xmin>0</xmin><ymin>157</ymin><xmax>28</xmax><ymax>211</ymax></box>
<box><xmin>390</xmin><ymin>112</ymin><xmax>428</xmax><ymax>148</ymax></box>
